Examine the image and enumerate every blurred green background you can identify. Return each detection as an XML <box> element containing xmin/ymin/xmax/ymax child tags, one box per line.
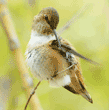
<box><xmin>0</xmin><ymin>0</ymin><xmax>109</xmax><ymax>110</ymax></box>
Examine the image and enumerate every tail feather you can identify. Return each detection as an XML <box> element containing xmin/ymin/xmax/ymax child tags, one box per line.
<box><xmin>63</xmin><ymin>82</ymin><xmax>93</xmax><ymax>103</ymax></box>
<box><xmin>80</xmin><ymin>91</ymin><xmax>93</xmax><ymax>103</ymax></box>
<box><xmin>64</xmin><ymin>85</ymin><xmax>78</xmax><ymax>94</ymax></box>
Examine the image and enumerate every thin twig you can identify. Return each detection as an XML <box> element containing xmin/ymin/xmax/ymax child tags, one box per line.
<box><xmin>58</xmin><ymin>4</ymin><xmax>92</xmax><ymax>35</ymax></box>
<box><xmin>24</xmin><ymin>81</ymin><xmax>41</xmax><ymax>110</ymax></box>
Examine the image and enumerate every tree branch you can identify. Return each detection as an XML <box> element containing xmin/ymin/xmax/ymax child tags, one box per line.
<box><xmin>0</xmin><ymin>1</ymin><xmax>43</xmax><ymax>110</ymax></box>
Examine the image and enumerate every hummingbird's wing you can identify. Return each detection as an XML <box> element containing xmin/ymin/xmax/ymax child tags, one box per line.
<box><xmin>60</xmin><ymin>38</ymin><xmax>99</xmax><ymax>65</ymax></box>
<box><xmin>50</xmin><ymin>38</ymin><xmax>93</xmax><ymax>103</ymax></box>
<box><xmin>50</xmin><ymin>38</ymin><xmax>98</xmax><ymax>64</ymax></box>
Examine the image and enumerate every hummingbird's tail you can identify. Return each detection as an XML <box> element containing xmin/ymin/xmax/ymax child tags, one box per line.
<box><xmin>80</xmin><ymin>90</ymin><xmax>93</xmax><ymax>103</ymax></box>
<box><xmin>63</xmin><ymin>81</ymin><xmax>93</xmax><ymax>103</ymax></box>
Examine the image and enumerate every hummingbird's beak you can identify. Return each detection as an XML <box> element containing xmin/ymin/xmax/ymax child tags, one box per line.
<box><xmin>53</xmin><ymin>29</ymin><xmax>61</xmax><ymax>47</ymax></box>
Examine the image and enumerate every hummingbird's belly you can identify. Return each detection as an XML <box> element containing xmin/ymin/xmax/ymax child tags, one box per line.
<box><xmin>26</xmin><ymin>45</ymin><xmax>70</xmax><ymax>82</ymax></box>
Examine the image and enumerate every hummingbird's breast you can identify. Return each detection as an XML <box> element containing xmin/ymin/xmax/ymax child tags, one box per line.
<box><xmin>28</xmin><ymin>30</ymin><xmax>55</xmax><ymax>47</ymax></box>
<box><xmin>25</xmin><ymin>31</ymin><xmax>72</xmax><ymax>86</ymax></box>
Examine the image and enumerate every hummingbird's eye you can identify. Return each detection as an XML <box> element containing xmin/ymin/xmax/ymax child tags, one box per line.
<box><xmin>44</xmin><ymin>14</ymin><xmax>50</xmax><ymax>26</ymax></box>
<box><xmin>44</xmin><ymin>15</ymin><xmax>48</xmax><ymax>21</ymax></box>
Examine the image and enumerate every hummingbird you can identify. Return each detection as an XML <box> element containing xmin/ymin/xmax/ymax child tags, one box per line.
<box><xmin>25</xmin><ymin>7</ymin><xmax>95</xmax><ymax>103</ymax></box>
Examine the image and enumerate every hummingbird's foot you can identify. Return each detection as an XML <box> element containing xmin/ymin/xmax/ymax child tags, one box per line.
<box><xmin>66</xmin><ymin>52</ymin><xmax>75</xmax><ymax>62</ymax></box>
<box><xmin>66</xmin><ymin>52</ymin><xmax>78</xmax><ymax>70</ymax></box>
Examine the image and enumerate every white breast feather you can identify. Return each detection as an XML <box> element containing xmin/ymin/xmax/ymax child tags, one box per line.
<box><xmin>28</xmin><ymin>30</ymin><xmax>55</xmax><ymax>47</ymax></box>
<box><xmin>49</xmin><ymin>75</ymin><xmax>71</xmax><ymax>87</ymax></box>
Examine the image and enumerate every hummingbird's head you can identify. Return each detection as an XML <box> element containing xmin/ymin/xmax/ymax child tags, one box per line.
<box><xmin>32</xmin><ymin>7</ymin><xmax>59</xmax><ymax>35</ymax></box>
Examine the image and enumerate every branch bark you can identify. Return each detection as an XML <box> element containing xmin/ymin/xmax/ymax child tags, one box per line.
<box><xmin>0</xmin><ymin>1</ymin><xmax>43</xmax><ymax>110</ymax></box>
